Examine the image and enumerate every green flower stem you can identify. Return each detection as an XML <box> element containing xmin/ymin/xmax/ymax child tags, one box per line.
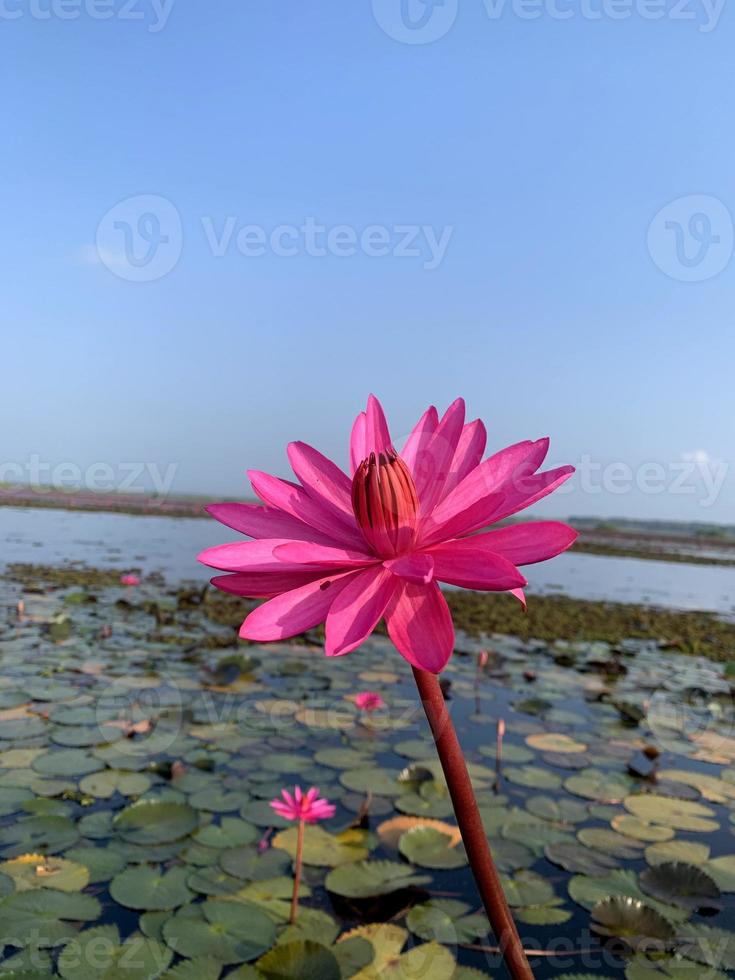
<box><xmin>290</xmin><ymin>816</ymin><xmax>305</xmax><ymax>924</ymax></box>
<box><xmin>413</xmin><ymin>667</ymin><xmax>534</xmax><ymax>980</ymax></box>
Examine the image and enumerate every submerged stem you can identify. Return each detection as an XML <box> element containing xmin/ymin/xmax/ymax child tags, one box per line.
<box><xmin>290</xmin><ymin>816</ymin><xmax>305</xmax><ymax>924</ymax></box>
<box><xmin>412</xmin><ymin>667</ymin><xmax>534</xmax><ymax>980</ymax></box>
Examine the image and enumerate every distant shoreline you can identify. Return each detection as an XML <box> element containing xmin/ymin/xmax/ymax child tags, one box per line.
<box><xmin>2</xmin><ymin>486</ymin><xmax>734</xmax><ymax>568</ymax></box>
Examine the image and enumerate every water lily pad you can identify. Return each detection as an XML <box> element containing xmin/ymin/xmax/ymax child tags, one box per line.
<box><xmin>273</xmin><ymin>825</ymin><xmax>369</xmax><ymax>867</ymax></box>
<box><xmin>526</xmin><ymin>733</ymin><xmax>587</xmax><ymax>753</ymax></box>
<box><xmin>624</xmin><ymin>795</ymin><xmax>718</xmax><ymax>833</ymax></box>
<box><xmin>162</xmin><ymin>899</ymin><xmax>276</xmax><ymax>963</ymax></box>
<box><xmin>398</xmin><ymin>826</ymin><xmax>467</xmax><ymax>870</ymax></box>
<box><xmin>676</xmin><ymin>924</ymin><xmax>735</xmax><ymax>970</ymax></box>
<box><xmin>64</xmin><ymin>846</ymin><xmax>126</xmax><ymax>884</ymax></box>
<box><xmin>78</xmin><ymin>770</ymin><xmax>151</xmax><ymax>798</ymax></box>
<box><xmin>114</xmin><ymin>800</ymin><xmax>198</xmax><ymax>845</ymax></box>
<box><xmin>640</xmin><ymin>862</ymin><xmax>720</xmax><ymax>911</ymax></box>
<box><xmin>504</xmin><ymin>765</ymin><xmax>562</xmax><ymax>790</ymax></box>
<box><xmin>325</xmin><ymin>860</ymin><xmax>431</xmax><ymax>899</ymax></box>
<box><xmin>31</xmin><ymin>749</ymin><xmax>103</xmax><ymax>777</ymax></box>
<box><xmin>224</xmin><ymin>876</ymin><xmax>312</xmax><ymax>922</ymax></box>
<box><xmin>110</xmin><ymin>865</ymin><xmax>195</xmax><ymax>910</ymax></box>
<box><xmin>256</xmin><ymin>939</ymin><xmax>341</xmax><ymax>980</ymax></box>
<box><xmin>193</xmin><ymin>818</ymin><xmax>259</xmax><ymax>849</ymax></box>
<box><xmin>611</xmin><ymin>816</ymin><xmax>674</xmax><ymax>843</ymax></box>
<box><xmin>0</xmin><ymin>854</ymin><xmax>89</xmax><ymax>892</ymax></box>
<box><xmin>526</xmin><ymin>795</ymin><xmax>589</xmax><ymax>824</ymax></box>
<box><xmin>58</xmin><ymin>926</ymin><xmax>173</xmax><ymax>980</ymax></box>
<box><xmin>591</xmin><ymin>896</ymin><xmax>675</xmax><ymax>947</ymax></box>
<box><xmin>1</xmin><ymin>815</ymin><xmax>79</xmax><ymax>858</ymax></box>
<box><xmin>406</xmin><ymin>899</ymin><xmax>488</xmax><ymax>943</ymax></box>
<box><xmin>645</xmin><ymin>840</ymin><xmax>710</xmax><ymax>867</ymax></box>
<box><xmin>340</xmin><ymin>768</ymin><xmax>401</xmax><ymax>796</ymax></box>
<box><xmin>706</xmin><ymin>854</ymin><xmax>735</xmax><ymax>892</ymax></box>
<box><xmin>577</xmin><ymin>828</ymin><xmax>646</xmax><ymax>860</ymax></box>
<box><xmin>565</xmin><ymin>769</ymin><xmax>632</xmax><ymax>803</ymax></box>
<box><xmin>376</xmin><ymin>816</ymin><xmax>461</xmax><ymax>850</ymax></box>
<box><xmin>545</xmin><ymin>841</ymin><xmax>619</xmax><ymax>876</ymax></box>
<box><xmin>219</xmin><ymin>846</ymin><xmax>291</xmax><ymax>881</ymax></box>
<box><xmin>501</xmin><ymin>870</ymin><xmax>555</xmax><ymax>907</ymax></box>
<box><xmin>0</xmin><ymin>889</ymin><xmax>101</xmax><ymax>947</ymax></box>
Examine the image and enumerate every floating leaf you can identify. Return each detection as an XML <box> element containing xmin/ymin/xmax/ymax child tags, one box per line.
<box><xmin>0</xmin><ymin>889</ymin><xmax>101</xmax><ymax>947</ymax></box>
<box><xmin>398</xmin><ymin>827</ymin><xmax>466</xmax><ymax>870</ymax></box>
<box><xmin>272</xmin><ymin>826</ymin><xmax>369</xmax><ymax>867</ymax></box>
<box><xmin>110</xmin><ymin>865</ymin><xmax>194</xmax><ymax>911</ymax></box>
<box><xmin>0</xmin><ymin>854</ymin><xmax>89</xmax><ymax>892</ymax></box>
<box><xmin>591</xmin><ymin>896</ymin><xmax>675</xmax><ymax>947</ymax></box>
<box><xmin>325</xmin><ymin>861</ymin><xmax>431</xmax><ymax>899</ymax></box>
<box><xmin>114</xmin><ymin>800</ymin><xmax>198</xmax><ymax>845</ymax></box>
<box><xmin>162</xmin><ymin>899</ymin><xmax>276</xmax><ymax>963</ymax></box>
<box><xmin>623</xmin><ymin>795</ymin><xmax>718</xmax><ymax>833</ymax></box>
<box><xmin>406</xmin><ymin>899</ymin><xmax>488</xmax><ymax>943</ymax></box>
<box><xmin>639</xmin><ymin>862</ymin><xmax>720</xmax><ymax>911</ymax></box>
<box><xmin>256</xmin><ymin>939</ymin><xmax>341</xmax><ymax>980</ymax></box>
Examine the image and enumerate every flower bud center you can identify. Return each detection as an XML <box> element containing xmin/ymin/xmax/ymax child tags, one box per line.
<box><xmin>351</xmin><ymin>449</ymin><xmax>419</xmax><ymax>557</ymax></box>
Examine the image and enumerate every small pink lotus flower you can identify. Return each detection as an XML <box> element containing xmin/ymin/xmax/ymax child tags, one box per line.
<box><xmin>355</xmin><ymin>691</ymin><xmax>386</xmax><ymax>712</ymax></box>
<box><xmin>270</xmin><ymin>786</ymin><xmax>336</xmax><ymax>824</ymax></box>
<box><xmin>478</xmin><ymin>650</ymin><xmax>490</xmax><ymax>669</ymax></box>
<box><xmin>199</xmin><ymin>395</ymin><xmax>576</xmax><ymax>673</ymax></box>
<box><xmin>120</xmin><ymin>573</ymin><xmax>140</xmax><ymax>587</ymax></box>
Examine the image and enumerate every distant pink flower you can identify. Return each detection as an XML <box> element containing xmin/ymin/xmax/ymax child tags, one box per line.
<box><xmin>120</xmin><ymin>574</ymin><xmax>140</xmax><ymax>586</ymax></box>
<box><xmin>478</xmin><ymin>650</ymin><xmax>490</xmax><ymax>669</ymax></box>
<box><xmin>355</xmin><ymin>691</ymin><xmax>385</xmax><ymax>712</ymax></box>
<box><xmin>199</xmin><ymin>395</ymin><xmax>576</xmax><ymax>674</ymax></box>
<box><xmin>270</xmin><ymin>786</ymin><xmax>336</xmax><ymax>824</ymax></box>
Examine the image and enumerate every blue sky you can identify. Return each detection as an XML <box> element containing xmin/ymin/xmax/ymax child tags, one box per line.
<box><xmin>2</xmin><ymin>1</ymin><xmax>733</xmax><ymax>522</ymax></box>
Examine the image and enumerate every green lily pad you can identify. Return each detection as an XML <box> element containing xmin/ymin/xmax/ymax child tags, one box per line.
<box><xmin>1</xmin><ymin>815</ymin><xmax>79</xmax><ymax>858</ymax></box>
<box><xmin>256</xmin><ymin>939</ymin><xmax>341</xmax><ymax>980</ymax></box>
<box><xmin>325</xmin><ymin>861</ymin><xmax>431</xmax><ymax>899</ymax></box>
<box><xmin>114</xmin><ymin>800</ymin><xmax>198</xmax><ymax>845</ymax></box>
<box><xmin>639</xmin><ymin>862</ymin><xmax>720</xmax><ymax>911</ymax></box>
<box><xmin>162</xmin><ymin>899</ymin><xmax>276</xmax><ymax>963</ymax></box>
<box><xmin>78</xmin><ymin>770</ymin><xmax>151</xmax><ymax>798</ymax></box>
<box><xmin>591</xmin><ymin>896</ymin><xmax>675</xmax><ymax>947</ymax></box>
<box><xmin>272</xmin><ymin>826</ymin><xmax>370</xmax><ymax>867</ymax></box>
<box><xmin>0</xmin><ymin>889</ymin><xmax>101</xmax><ymax>947</ymax></box>
<box><xmin>0</xmin><ymin>855</ymin><xmax>89</xmax><ymax>892</ymax></box>
<box><xmin>398</xmin><ymin>827</ymin><xmax>467</xmax><ymax>870</ymax></box>
<box><xmin>219</xmin><ymin>846</ymin><xmax>291</xmax><ymax>881</ymax></box>
<box><xmin>110</xmin><ymin>865</ymin><xmax>195</xmax><ymax>911</ymax></box>
<box><xmin>624</xmin><ymin>795</ymin><xmax>718</xmax><ymax>833</ymax></box>
<box><xmin>406</xmin><ymin>899</ymin><xmax>488</xmax><ymax>943</ymax></box>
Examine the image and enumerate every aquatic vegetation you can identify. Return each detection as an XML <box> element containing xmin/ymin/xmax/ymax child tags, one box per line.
<box><xmin>2</xmin><ymin>566</ymin><xmax>735</xmax><ymax>977</ymax></box>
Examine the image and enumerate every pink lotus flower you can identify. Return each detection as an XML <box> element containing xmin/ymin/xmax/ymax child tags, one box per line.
<box><xmin>120</xmin><ymin>573</ymin><xmax>140</xmax><ymax>586</ymax></box>
<box><xmin>199</xmin><ymin>395</ymin><xmax>576</xmax><ymax>673</ymax></box>
<box><xmin>355</xmin><ymin>691</ymin><xmax>386</xmax><ymax>712</ymax></box>
<box><xmin>270</xmin><ymin>786</ymin><xmax>336</xmax><ymax>824</ymax></box>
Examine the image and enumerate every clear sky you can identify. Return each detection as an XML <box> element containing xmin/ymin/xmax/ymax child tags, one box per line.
<box><xmin>2</xmin><ymin>1</ymin><xmax>733</xmax><ymax>523</ymax></box>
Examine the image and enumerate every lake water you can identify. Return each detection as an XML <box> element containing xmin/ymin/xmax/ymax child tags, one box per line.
<box><xmin>1</xmin><ymin>506</ymin><xmax>733</xmax><ymax>614</ymax></box>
